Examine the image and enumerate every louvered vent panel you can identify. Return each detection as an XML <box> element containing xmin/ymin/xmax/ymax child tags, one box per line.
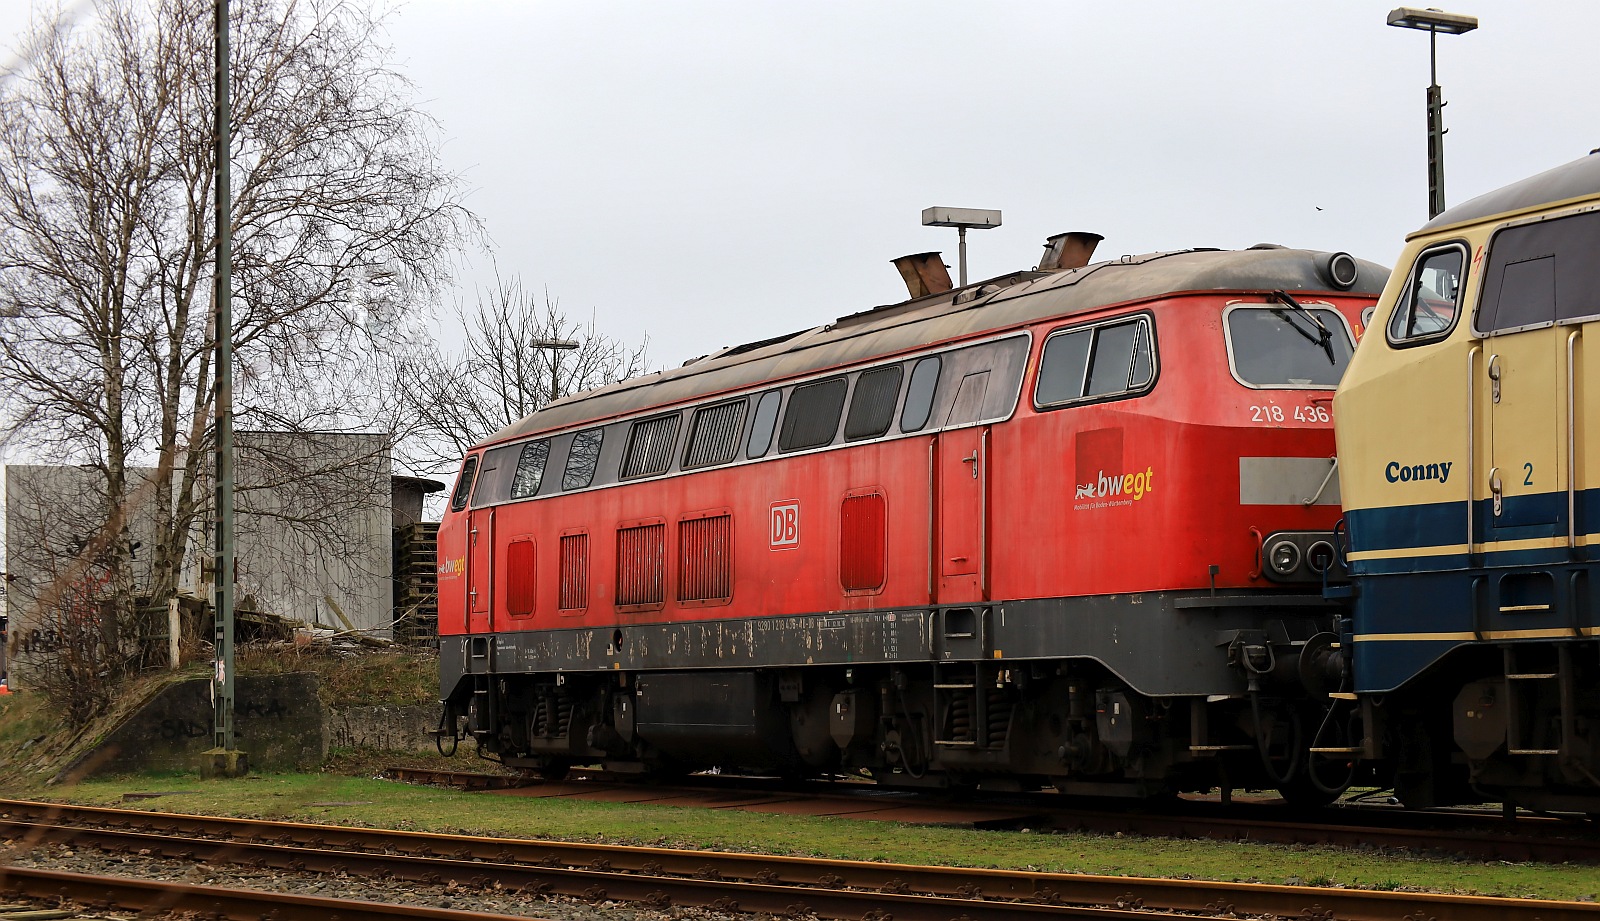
<box><xmin>622</xmin><ymin>415</ymin><xmax>680</xmax><ymax>478</ymax></box>
<box><xmin>616</xmin><ymin>523</ymin><xmax>665</xmax><ymax>606</ymax></box>
<box><xmin>684</xmin><ymin>401</ymin><xmax>745</xmax><ymax>468</ymax></box>
<box><xmin>840</xmin><ymin>494</ymin><xmax>886</xmax><ymax>591</ymax></box>
<box><xmin>558</xmin><ymin>533</ymin><xmax>588</xmax><ymax>610</ymax></box>
<box><xmin>678</xmin><ymin>514</ymin><xmax>731</xmax><ymax>602</ymax></box>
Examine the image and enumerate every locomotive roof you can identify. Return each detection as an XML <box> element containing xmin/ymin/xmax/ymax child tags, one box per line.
<box><xmin>483</xmin><ymin>246</ymin><xmax>1388</xmax><ymax>448</ymax></box>
<box><xmin>1419</xmin><ymin>152</ymin><xmax>1600</xmax><ymax>233</ymax></box>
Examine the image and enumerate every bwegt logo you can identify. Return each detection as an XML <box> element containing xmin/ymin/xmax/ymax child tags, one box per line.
<box><xmin>1075</xmin><ymin>467</ymin><xmax>1155</xmax><ymax>501</ymax></box>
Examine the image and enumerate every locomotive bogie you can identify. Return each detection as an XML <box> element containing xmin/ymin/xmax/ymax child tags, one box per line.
<box><xmin>438</xmin><ymin>244</ymin><xmax>1388</xmax><ymax>799</ymax></box>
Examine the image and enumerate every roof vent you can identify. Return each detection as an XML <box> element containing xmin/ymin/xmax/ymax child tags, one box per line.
<box><xmin>1037</xmin><ymin>232</ymin><xmax>1104</xmax><ymax>271</ymax></box>
<box><xmin>891</xmin><ymin>252</ymin><xmax>953</xmax><ymax>299</ymax></box>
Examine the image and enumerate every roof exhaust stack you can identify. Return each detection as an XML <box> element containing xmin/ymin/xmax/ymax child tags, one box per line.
<box><xmin>891</xmin><ymin>252</ymin><xmax>954</xmax><ymax>299</ymax></box>
<box><xmin>1037</xmin><ymin>232</ymin><xmax>1104</xmax><ymax>271</ymax></box>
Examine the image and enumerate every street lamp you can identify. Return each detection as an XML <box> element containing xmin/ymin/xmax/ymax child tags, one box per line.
<box><xmin>531</xmin><ymin>338</ymin><xmax>579</xmax><ymax>402</ymax></box>
<box><xmin>922</xmin><ymin>207</ymin><xmax>1001</xmax><ymax>287</ymax></box>
<box><xmin>1387</xmin><ymin>7</ymin><xmax>1479</xmax><ymax>219</ymax></box>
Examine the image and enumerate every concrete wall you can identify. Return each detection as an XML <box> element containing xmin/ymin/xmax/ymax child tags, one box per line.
<box><xmin>2</xmin><ymin>464</ymin><xmax>165</xmax><ymax>689</ymax></box>
<box><xmin>65</xmin><ymin>673</ymin><xmax>327</xmax><ymax>779</ymax></box>
<box><xmin>328</xmin><ymin>704</ymin><xmax>439</xmax><ymax>752</ymax></box>
<box><xmin>3</xmin><ymin>433</ymin><xmax>401</xmax><ymax>686</ymax></box>
<box><xmin>232</xmin><ymin>432</ymin><xmax>394</xmax><ymax>637</ymax></box>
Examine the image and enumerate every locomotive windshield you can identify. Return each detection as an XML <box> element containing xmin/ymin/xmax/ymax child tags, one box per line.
<box><xmin>1224</xmin><ymin>304</ymin><xmax>1355</xmax><ymax>388</ymax></box>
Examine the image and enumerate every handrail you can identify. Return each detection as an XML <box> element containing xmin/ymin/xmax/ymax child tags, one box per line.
<box><xmin>1568</xmin><ymin>329</ymin><xmax>1581</xmax><ymax>553</ymax></box>
<box><xmin>1467</xmin><ymin>345</ymin><xmax>1480</xmax><ymax>556</ymax></box>
<box><xmin>928</xmin><ymin>438</ymin><xmax>937</xmax><ymax>603</ymax></box>
<box><xmin>980</xmin><ymin>427</ymin><xmax>990</xmax><ymax>600</ymax></box>
<box><xmin>486</xmin><ymin>508</ymin><xmax>497</xmax><ymax>633</ymax></box>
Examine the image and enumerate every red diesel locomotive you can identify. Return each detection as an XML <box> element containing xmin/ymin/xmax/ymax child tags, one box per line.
<box><xmin>437</xmin><ymin>235</ymin><xmax>1386</xmax><ymax>799</ymax></box>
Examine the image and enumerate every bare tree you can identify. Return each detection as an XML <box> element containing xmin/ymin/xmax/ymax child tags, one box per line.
<box><xmin>397</xmin><ymin>272</ymin><xmax>649</xmax><ymax>475</ymax></box>
<box><xmin>0</xmin><ymin>0</ymin><xmax>471</xmax><ymax>710</ymax></box>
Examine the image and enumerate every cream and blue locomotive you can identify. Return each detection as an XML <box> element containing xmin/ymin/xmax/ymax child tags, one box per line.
<box><xmin>1337</xmin><ymin>153</ymin><xmax>1600</xmax><ymax>812</ymax></box>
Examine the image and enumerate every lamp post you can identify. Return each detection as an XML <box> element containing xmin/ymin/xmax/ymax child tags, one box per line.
<box><xmin>1387</xmin><ymin>7</ymin><xmax>1479</xmax><ymax>219</ymax></box>
<box><xmin>532</xmin><ymin>338</ymin><xmax>579</xmax><ymax>403</ymax></box>
<box><xmin>921</xmin><ymin>207</ymin><xmax>1001</xmax><ymax>287</ymax></box>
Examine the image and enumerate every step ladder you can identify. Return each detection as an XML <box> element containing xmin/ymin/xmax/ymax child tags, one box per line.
<box><xmin>1503</xmin><ymin>644</ymin><xmax>1575</xmax><ymax>757</ymax></box>
<box><xmin>933</xmin><ymin>663</ymin><xmax>981</xmax><ymax>748</ymax></box>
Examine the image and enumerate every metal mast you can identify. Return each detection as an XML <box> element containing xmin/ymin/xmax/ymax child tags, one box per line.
<box><xmin>211</xmin><ymin>0</ymin><xmax>239</xmax><ymax>768</ymax></box>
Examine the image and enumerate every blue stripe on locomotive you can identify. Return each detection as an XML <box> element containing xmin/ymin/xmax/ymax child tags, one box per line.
<box><xmin>1345</xmin><ymin>488</ymin><xmax>1600</xmax><ymax>693</ymax></box>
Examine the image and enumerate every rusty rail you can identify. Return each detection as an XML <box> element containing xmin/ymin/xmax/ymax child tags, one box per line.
<box><xmin>379</xmin><ymin>766</ymin><xmax>1600</xmax><ymax>865</ymax></box>
<box><xmin>2</xmin><ymin>799</ymin><xmax>1598</xmax><ymax>921</ymax></box>
<box><xmin>0</xmin><ymin>865</ymin><xmax>547</xmax><ymax>921</ymax></box>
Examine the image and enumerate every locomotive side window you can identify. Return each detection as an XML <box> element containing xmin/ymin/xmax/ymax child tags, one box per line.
<box><xmin>621</xmin><ymin>413</ymin><xmax>680</xmax><ymax>479</ymax></box>
<box><xmin>509</xmin><ymin>440</ymin><xmax>551</xmax><ymax>499</ymax></box>
<box><xmin>449</xmin><ymin>455</ymin><xmax>478</xmax><ymax>512</ymax></box>
<box><xmin>1388</xmin><ymin>244</ymin><xmax>1466</xmax><ymax>344</ymax></box>
<box><xmin>1225</xmin><ymin>305</ymin><xmax>1353</xmax><ymax>388</ymax></box>
<box><xmin>562</xmin><ymin>428</ymin><xmax>604</xmax><ymax>490</ymax></box>
<box><xmin>844</xmin><ymin>365</ymin><xmax>904</xmax><ymax>440</ymax></box>
<box><xmin>684</xmin><ymin>399</ymin><xmax>746</xmax><ymax>469</ymax></box>
<box><xmin>900</xmin><ymin>356</ymin><xmax>941</xmax><ymax>432</ymax></box>
<box><xmin>778</xmin><ymin>376</ymin><xmax>847</xmax><ymax>451</ymax></box>
<box><xmin>746</xmin><ymin>390</ymin><xmax>782</xmax><ymax>458</ymax></box>
<box><xmin>1037</xmin><ymin>330</ymin><xmax>1092</xmax><ymax>403</ymax></box>
<box><xmin>1035</xmin><ymin>318</ymin><xmax>1155</xmax><ymax>407</ymax></box>
<box><xmin>1087</xmin><ymin>322</ymin><xmax>1151</xmax><ymax>396</ymax></box>
<box><xmin>1478</xmin><ymin>210</ymin><xmax>1600</xmax><ymax>333</ymax></box>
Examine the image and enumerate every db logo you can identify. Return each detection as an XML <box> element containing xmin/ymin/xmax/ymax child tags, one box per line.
<box><xmin>770</xmin><ymin>501</ymin><xmax>800</xmax><ymax>549</ymax></box>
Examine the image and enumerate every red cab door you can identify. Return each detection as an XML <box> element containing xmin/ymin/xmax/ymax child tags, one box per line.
<box><xmin>466</xmin><ymin>507</ymin><xmax>495</xmax><ymax>634</ymax></box>
<box><xmin>936</xmin><ymin>425</ymin><xmax>988</xmax><ymax>604</ymax></box>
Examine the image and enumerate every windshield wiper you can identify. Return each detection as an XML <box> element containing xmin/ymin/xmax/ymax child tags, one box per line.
<box><xmin>1270</xmin><ymin>289</ymin><xmax>1336</xmax><ymax>365</ymax></box>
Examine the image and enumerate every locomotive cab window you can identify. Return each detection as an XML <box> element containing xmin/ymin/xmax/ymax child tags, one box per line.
<box><xmin>1477</xmin><ymin>209</ymin><xmax>1600</xmax><ymax>333</ymax></box>
<box><xmin>449</xmin><ymin>455</ymin><xmax>478</xmax><ymax>511</ymax></box>
<box><xmin>1035</xmin><ymin>317</ymin><xmax>1155</xmax><ymax>407</ymax></box>
<box><xmin>1225</xmin><ymin>303</ymin><xmax>1354</xmax><ymax>388</ymax></box>
<box><xmin>562</xmin><ymin>428</ymin><xmax>604</xmax><ymax>490</ymax></box>
<box><xmin>1388</xmin><ymin>243</ymin><xmax>1466</xmax><ymax>344</ymax></box>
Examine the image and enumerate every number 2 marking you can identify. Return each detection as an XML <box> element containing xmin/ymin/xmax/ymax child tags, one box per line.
<box><xmin>1524</xmin><ymin>462</ymin><xmax>1534</xmax><ymax>486</ymax></box>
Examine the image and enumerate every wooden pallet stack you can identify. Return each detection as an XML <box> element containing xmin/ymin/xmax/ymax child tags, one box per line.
<box><xmin>392</xmin><ymin>521</ymin><xmax>439</xmax><ymax>645</ymax></box>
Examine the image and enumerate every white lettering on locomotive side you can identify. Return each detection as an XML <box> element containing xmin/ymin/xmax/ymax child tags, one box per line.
<box><xmin>1384</xmin><ymin>460</ymin><xmax>1453</xmax><ymax>484</ymax></box>
<box><xmin>770</xmin><ymin>500</ymin><xmax>800</xmax><ymax>549</ymax></box>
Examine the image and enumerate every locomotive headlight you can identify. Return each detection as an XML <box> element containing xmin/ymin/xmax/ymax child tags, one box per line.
<box><xmin>1306</xmin><ymin>540</ymin><xmax>1336</xmax><ymax>575</ymax></box>
<box><xmin>1325</xmin><ymin>251</ymin><xmax>1360</xmax><ymax>290</ymax></box>
<box><xmin>1268</xmin><ymin>539</ymin><xmax>1301</xmax><ymax>576</ymax></box>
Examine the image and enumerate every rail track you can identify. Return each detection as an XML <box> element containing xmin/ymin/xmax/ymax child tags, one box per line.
<box><xmin>383</xmin><ymin>766</ymin><xmax>1600</xmax><ymax>865</ymax></box>
<box><xmin>2</xmin><ymin>798</ymin><xmax>1598</xmax><ymax>921</ymax></box>
<box><xmin>0</xmin><ymin>866</ymin><xmax>547</xmax><ymax>921</ymax></box>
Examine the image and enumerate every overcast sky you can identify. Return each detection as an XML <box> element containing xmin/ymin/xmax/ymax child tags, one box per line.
<box><xmin>4</xmin><ymin>0</ymin><xmax>1599</xmax><ymax>371</ymax></box>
